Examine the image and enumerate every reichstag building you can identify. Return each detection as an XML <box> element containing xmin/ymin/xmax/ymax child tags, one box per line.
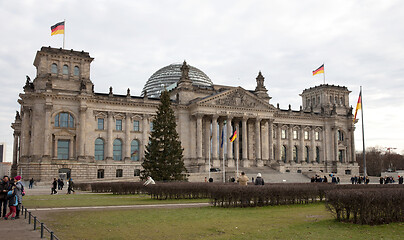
<box><xmin>11</xmin><ymin>47</ymin><xmax>359</xmax><ymax>181</ymax></box>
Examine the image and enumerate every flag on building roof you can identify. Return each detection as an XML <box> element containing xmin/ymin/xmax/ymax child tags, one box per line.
<box><xmin>312</xmin><ymin>64</ymin><xmax>324</xmax><ymax>76</ymax></box>
<box><xmin>51</xmin><ymin>21</ymin><xmax>65</xmax><ymax>36</ymax></box>
<box><xmin>229</xmin><ymin>130</ymin><xmax>237</xmax><ymax>142</ymax></box>
<box><xmin>354</xmin><ymin>90</ymin><xmax>362</xmax><ymax>123</ymax></box>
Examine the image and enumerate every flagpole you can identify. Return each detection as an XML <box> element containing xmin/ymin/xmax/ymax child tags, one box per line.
<box><xmin>208</xmin><ymin>123</ymin><xmax>211</xmax><ymax>179</ymax></box>
<box><xmin>63</xmin><ymin>19</ymin><xmax>66</xmax><ymax>49</ymax></box>
<box><xmin>360</xmin><ymin>86</ymin><xmax>367</xmax><ymax>176</ymax></box>
<box><xmin>223</xmin><ymin>133</ymin><xmax>226</xmax><ymax>183</ymax></box>
<box><xmin>323</xmin><ymin>62</ymin><xmax>325</xmax><ymax>84</ymax></box>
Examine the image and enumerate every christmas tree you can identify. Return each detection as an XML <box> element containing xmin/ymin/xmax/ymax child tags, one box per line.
<box><xmin>141</xmin><ymin>90</ymin><xmax>187</xmax><ymax>181</ymax></box>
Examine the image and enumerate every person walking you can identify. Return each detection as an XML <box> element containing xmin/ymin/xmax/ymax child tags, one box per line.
<box><xmin>51</xmin><ymin>178</ymin><xmax>58</xmax><ymax>194</ymax></box>
<box><xmin>13</xmin><ymin>176</ymin><xmax>24</xmax><ymax>219</ymax></box>
<box><xmin>3</xmin><ymin>186</ymin><xmax>18</xmax><ymax>220</ymax></box>
<box><xmin>254</xmin><ymin>173</ymin><xmax>265</xmax><ymax>185</ymax></box>
<box><xmin>29</xmin><ymin>178</ymin><xmax>34</xmax><ymax>189</ymax></box>
<box><xmin>0</xmin><ymin>176</ymin><xmax>11</xmax><ymax>217</ymax></box>
<box><xmin>67</xmin><ymin>178</ymin><xmax>75</xmax><ymax>194</ymax></box>
<box><xmin>60</xmin><ymin>179</ymin><xmax>64</xmax><ymax>190</ymax></box>
<box><xmin>237</xmin><ymin>172</ymin><xmax>249</xmax><ymax>186</ymax></box>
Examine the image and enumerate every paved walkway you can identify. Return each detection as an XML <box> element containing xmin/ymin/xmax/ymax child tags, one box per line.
<box><xmin>29</xmin><ymin>202</ymin><xmax>209</xmax><ymax>212</ymax></box>
<box><xmin>0</xmin><ymin>217</ymin><xmax>42</xmax><ymax>240</ymax></box>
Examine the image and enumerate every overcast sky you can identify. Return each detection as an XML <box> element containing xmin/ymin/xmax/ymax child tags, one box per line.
<box><xmin>1</xmin><ymin>0</ymin><xmax>404</xmax><ymax>162</ymax></box>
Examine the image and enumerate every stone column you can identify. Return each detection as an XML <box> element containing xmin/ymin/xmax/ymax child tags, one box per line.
<box><xmin>310</xmin><ymin>128</ymin><xmax>316</xmax><ymax>163</ymax></box>
<box><xmin>241</xmin><ymin>117</ymin><xmax>248</xmax><ymax>167</ymax></box>
<box><xmin>43</xmin><ymin>105</ymin><xmax>52</xmax><ymax>158</ymax></box>
<box><xmin>124</xmin><ymin>113</ymin><xmax>131</xmax><ymax>161</ymax></box>
<box><xmin>288</xmin><ymin>125</ymin><xmax>293</xmax><ymax>163</ymax></box>
<box><xmin>234</xmin><ymin>120</ymin><xmax>240</xmax><ymax>169</ymax></box>
<box><xmin>219</xmin><ymin>120</ymin><xmax>224</xmax><ymax>160</ymax></box>
<box><xmin>276</xmin><ymin>124</ymin><xmax>281</xmax><ymax>162</ymax></box>
<box><xmin>196</xmin><ymin>114</ymin><xmax>203</xmax><ymax>163</ymax></box>
<box><xmin>205</xmin><ymin>117</ymin><xmax>211</xmax><ymax>161</ymax></box>
<box><xmin>300</xmin><ymin>127</ymin><xmax>304</xmax><ymax>163</ymax></box>
<box><xmin>262</xmin><ymin>120</ymin><xmax>269</xmax><ymax>164</ymax></box>
<box><xmin>255</xmin><ymin>118</ymin><xmax>262</xmax><ymax>167</ymax></box>
<box><xmin>12</xmin><ymin>133</ymin><xmax>19</xmax><ymax>177</ymax></box>
<box><xmin>226</xmin><ymin>116</ymin><xmax>234</xmax><ymax>167</ymax></box>
<box><xmin>20</xmin><ymin>108</ymin><xmax>30</xmax><ymax>156</ymax></box>
<box><xmin>334</xmin><ymin>128</ymin><xmax>339</xmax><ymax>162</ymax></box>
<box><xmin>142</xmin><ymin>114</ymin><xmax>149</xmax><ymax>161</ymax></box>
<box><xmin>351</xmin><ymin>127</ymin><xmax>356</xmax><ymax>163</ymax></box>
<box><xmin>106</xmin><ymin>111</ymin><xmax>114</xmax><ymax>160</ymax></box>
<box><xmin>212</xmin><ymin>115</ymin><xmax>219</xmax><ymax>167</ymax></box>
<box><xmin>78</xmin><ymin>105</ymin><xmax>86</xmax><ymax>160</ymax></box>
<box><xmin>269</xmin><ymin>120</ymin><xmax>274</xmax><ymax>163</ymax></box>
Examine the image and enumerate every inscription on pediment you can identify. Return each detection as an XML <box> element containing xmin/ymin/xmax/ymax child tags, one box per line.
<box><xmin>215</xmin><ymin>91</ymin><xmax>256</xmax><ymax>108</ymax></box>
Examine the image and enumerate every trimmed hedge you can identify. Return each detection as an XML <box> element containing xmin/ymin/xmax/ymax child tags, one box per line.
<box><xmin>326</xmin><ymin>188</ymin><xmax>404</xmax><ymax>224</ymax></box>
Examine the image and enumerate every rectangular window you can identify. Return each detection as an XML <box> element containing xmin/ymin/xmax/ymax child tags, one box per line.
<box><xmin>116</xmin><ymin>119</ymin><xmax>122</xmax><ymax>131</ymax></box>
<box><xmin>98</xmin><ymin>118</ymin><xmax>104</xmax><ymax>130</ymax></box>
<box><xmin>57</xmin><ymin>140</ymin><xmax>70</xmax><ymax>160</ymax></box>
<box><xmin>116</xmin><ymin>169</ymin><xmax>123</xmax><ymax>178</ymax></box>
<box><xmin>281</xmin><ymin>129</ymin><xmax>286</xmax><ymax>139</ymax></box>
<box><xmin>338</xmin><ymin>150</ymin><xmax>344</xmax><ymax>163</ymax></box>
<box><xmin>97</xmin><ymin>169</ymin><xmax>104</xmax><ymax>179</ymax></box>
<box><xmin>304</xmin><ymin>131</ymin><xmax>309</xmax><ymax>140</ymax></box>
<box><xmin>315</xmin><ymin>131</ymin><xmax>320</xmax><ymax>141</ymax></box>
<box><xmin>133</xmin><ymin>120</ymin><xmax>139</xmax><ymax>131</ymax></box>
<box><xmin>293</xmin><ymin>130</ymin><xmax>298</xmax><ymax>139</ymax></box>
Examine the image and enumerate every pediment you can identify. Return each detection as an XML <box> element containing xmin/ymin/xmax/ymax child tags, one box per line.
<box><xmin>53</xmin><ymin>128</ymin><xmax>76</xmax><ymax>137</ymax></box>
<box><xmin>196</xmin><ymin>87</ymin><xmax>275</xmax><ymax>110</ymax></box>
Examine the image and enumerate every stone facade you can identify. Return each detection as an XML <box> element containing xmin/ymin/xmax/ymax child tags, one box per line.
<box><xmin>11</xmin><ymin>47</ymin><xmax>359</xmax><ymax>182</ymax></box>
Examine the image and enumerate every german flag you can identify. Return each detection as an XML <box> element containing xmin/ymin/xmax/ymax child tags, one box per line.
<box><xmin>51</xmin><ymin>21</ymin><xmax>65</xmax><ymax>36</ymax></box>
<box><xmin>353</xmin><ymin>90</ymin><xmax>362</xmax><ymax>123</ymax></box>
<box><xmin>312</xmin><ymin>64</ymin><xmax>324</xmax><ymax>76</ymax></box>
<box><xmin>229</xmin><ymin>130</ymin><xmax>237</xmax><ymax>142</ymax></box>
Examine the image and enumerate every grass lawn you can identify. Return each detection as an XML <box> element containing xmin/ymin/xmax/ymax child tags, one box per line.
<box><xmin>40</xmin><ymin>203</ymin><xmax>403</xmax><ymax>240</ymax></box>
<box><xmin>23</xmin><ymin>194</ymin><xmax>209</xmax><ymax>208</ymax></box>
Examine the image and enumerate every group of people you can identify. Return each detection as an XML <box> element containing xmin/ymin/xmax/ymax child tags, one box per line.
<box><xmin>51</xmin><ymin>178</ymin><xmax>75</xmax><ymax>194</ymax></box>
<box><xmin>0</xmin><ymin>175</ymin><xmax>24</xmax><ymax>220</ymax></box>
<box><xmin>311</xmin><ymin>174</ymin><xmax>340</xmax><ymax>183</ymax></box>
<box><xmin>379</xmin><ymin>175</ymin><xmax>403</xmax><ymax>184</ymax></box>
<box><xmin>350</xmin><ymin>175</ymin><xmax>370</xmax><ymax>184</ymax></box>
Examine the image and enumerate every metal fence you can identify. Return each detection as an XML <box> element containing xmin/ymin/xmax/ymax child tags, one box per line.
<box><xmin>21</xmin><ymin>205</ymin><xmax>60</xmax><ymax>240</ymax></box>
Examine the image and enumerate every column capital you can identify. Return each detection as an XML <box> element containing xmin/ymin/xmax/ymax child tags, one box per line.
<box><xmin>195</xmin><ymin>113</ymin><xmax>204</xmax><ymax>119</ymax></box>
<box><xmin>211</xmin><ymin>114</ymin><xmax>219</xmax><ymax>120</ymax></box>
<box><xmin>226</xmin><ymin>115</ymin><xmax>234</xmax><ymax>121</ymax></box>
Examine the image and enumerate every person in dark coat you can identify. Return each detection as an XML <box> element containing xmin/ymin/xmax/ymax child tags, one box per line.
<box><xmin>59</xmin><ymin>179</ymin><xmax>64</xmax><ymax>190</ymax></box>
<box><xmin>0</xmin><ymin>176</ymin><xmax>11</xmax><ymax>217</ymax></box>
<box><xmin>350</xmin><ymin>176</ymin><xmax>355</xmax><ymax>184</ymax></box>
<box><xmin>51</xmin><ymin>178</ymin><xmax>58</xmax><ymax>194</ymax></box>
<box><xmin>254</xmin><ymin>173</ymin><xmax>264</xmax><ymax>185</ymax></box>
<box><xmin>399</xmin><ymin>176</ymin><xmax>403</xmax><ymax>184</ymax></box>
<box><xmin>29</xmin><ymin>178</ymin><xmax>34</xmax><ymax>189</ymax></box>
<box><xmin>379</xmin><ymin>177</ymin><xmax>384</xmax><ymax>184</ymax></box>
<box><xmin>67</xmin><ymin>178</ymin><xmax>75</xmax><ymax>194</ymax></box>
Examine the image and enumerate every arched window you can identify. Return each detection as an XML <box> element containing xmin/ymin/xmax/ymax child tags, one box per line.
<box><xmin>131</xmin><ymin>139</ymin><xmax>140</xmax><ymax>161</ymax></box>
<box><xmin>94</xmin><ymin>138</ymin><xmax>104</xmax><ymax>160</ymax></box>
<box><xmin>305</xmin><ymin>146</ymin><xmax>310</xmax><ymax>163</ymax></box>
<box><xmin>293</xmin><ymin>146</ymin><xmax>298</xmax><ymax>163</ymax></box>
<box><xmin>281</xmin><ymin>145</ymin><xmax>287</xmax><ymax>163</ymax></box>
<box><xmin>134</xmin><ymin>169</ymin><xmax>141</xmax><ymax>176</ymax></box>
<box><xmin>113</xmin><ymin>139</ymin><xmax>122</xmax><ymax>161</ymax></box>
<box><xmin>51</xmin><ymin>63</ymin><xmax>58</xmax><ymax>74</ymax></box>
<box><xmin>316</xmin><ymin>147</ymin><xmax>320</xmax><ymax>163</ymax></box>
<box><xmin>63</xmin><ymin>65</ymin><xmax>69</xmax><ymax>75</ymax></box>
<box><xmin>74</xmin><ymin>66</ymin><xmax>80</xmax><ymax>76</ymax></box>
<box><xmin>55</xmin><ymin>112</ymin><xmax>74</xmax><ymax>128</ymax></box>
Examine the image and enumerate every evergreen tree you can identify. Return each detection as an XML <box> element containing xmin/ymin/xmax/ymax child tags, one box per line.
<box><xmin>141</xmin><ymin>90</ymin><xmax>187</xmax><ymax>181</ymax></box>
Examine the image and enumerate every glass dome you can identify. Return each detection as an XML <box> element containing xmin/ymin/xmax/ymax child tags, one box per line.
<box><xmin>142</xmin><ymin>63</ymin><xmax>213</xmax><ymax>98</ymax></box>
